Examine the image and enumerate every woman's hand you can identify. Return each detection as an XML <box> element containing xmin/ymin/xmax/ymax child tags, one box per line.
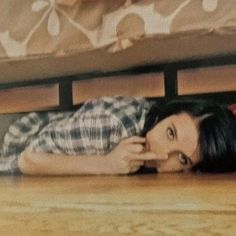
<box><xmin>105</xmin><ymin>136</ymin><xmax>158</xmax><ymax>174</ymax></box>
<box><xmin>18</xmin><ymin>136</ymin><xmax>158</xmax><ymax>176</ymax></box>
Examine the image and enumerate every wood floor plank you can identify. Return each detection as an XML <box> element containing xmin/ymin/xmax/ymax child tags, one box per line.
<box><xmin>0</xmin><ymin>173</ymin><xmax>235</xmax><ymax>235</ymax></box>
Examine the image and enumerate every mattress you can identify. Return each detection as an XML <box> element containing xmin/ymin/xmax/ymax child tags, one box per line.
<box><xmin>1</xmin><ymin>0</ymin><xmax>236</xmax><ymax>83</ymax></box>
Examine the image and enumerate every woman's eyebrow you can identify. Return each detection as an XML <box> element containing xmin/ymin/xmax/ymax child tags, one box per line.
<box><xmin>172</xmin><ymin>123</ymin><xmax>177</xmax><ymax>139</ymax></box>
<box><xmin>173</xmin><ymin>122</ymin><xmax>194</xmax><ymax>165</ymax></box>
<box><xmin>182</xmin><ymin>153</ymin><xmax>194</xmax><ymax>166</ymax></box>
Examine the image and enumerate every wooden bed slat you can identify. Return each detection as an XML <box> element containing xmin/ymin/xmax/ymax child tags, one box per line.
<box><xmin>0</xmin><ymin>85</ymin><xmax>59</xmax><ymax>114</ymax></box>
<box><xmin>72</xmin><ymin>73</ymin><xmax>164</xmax><ymax>105</ymax></box>
<box><xmin>178</xmin><ymin>65</ymin><xmax>236</xmax><ymax>95</ymax></box>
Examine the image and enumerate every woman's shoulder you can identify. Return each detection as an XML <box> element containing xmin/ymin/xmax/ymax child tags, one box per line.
<box><xmin>81</xmin><ymin>96</ymin><xmax>150</xmax><ymax>111</ymax></box>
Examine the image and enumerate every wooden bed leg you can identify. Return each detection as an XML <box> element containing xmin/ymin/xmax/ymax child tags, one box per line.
<box><xmin>164</xmin><ymin>65</ymin><xmax>178</xmax><ymax>102</ymax></box>
<box><xmin>59</xmin><ymin>81</ymin><xmax>73</xmax><ymax>110</ymax></box>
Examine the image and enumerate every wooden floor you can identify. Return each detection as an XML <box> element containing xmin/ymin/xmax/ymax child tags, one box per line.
<box><xmin>0</xmin><ymin>173</ymin><xmax>235</xmax><ymax>236</ymax></box>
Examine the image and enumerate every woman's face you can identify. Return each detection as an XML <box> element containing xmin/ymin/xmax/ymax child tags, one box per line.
<box><xmin>144</xmin><ymin>112</ymin><xmax>200</xmax><ymax>173</ymax></box>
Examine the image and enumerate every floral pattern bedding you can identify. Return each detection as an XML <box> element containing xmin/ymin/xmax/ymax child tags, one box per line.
<box><xmin>1</xmin><ymin>0</ymin><xmax>236</xmax><ymax>60</ymax></box>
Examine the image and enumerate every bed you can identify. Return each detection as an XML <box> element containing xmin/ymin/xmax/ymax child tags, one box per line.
<box><xmin>1</xmin><ymin>2</ymin><xmax>236</xmax><ymax>233</ymax></box>
<box><xmin>0</xmin><ymin>0</ymin><xmax>236</xmax><ymax>113</ymax></box>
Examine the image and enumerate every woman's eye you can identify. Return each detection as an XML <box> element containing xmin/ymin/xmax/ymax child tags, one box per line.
<box><xmin>178</xmin><ymin>154</ymin><xmax>188</xmax><ymax>166</ymax></box>
<box><xmin>166</xmin><ymin>127</ymin><xmax>174</xmax><ymax>140</ymax></box>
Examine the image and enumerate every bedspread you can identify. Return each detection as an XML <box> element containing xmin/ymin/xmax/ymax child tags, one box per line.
<box><xmin>1</xmin><ymin>0</ymin><xmax>236</xmax><ymax>83</ymax></box>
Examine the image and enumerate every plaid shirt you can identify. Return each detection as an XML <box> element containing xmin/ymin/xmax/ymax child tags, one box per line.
<box><xmin>0</xmin><ymin>96</ymin><xmax>152</xmax><ymax>174</ymax></box>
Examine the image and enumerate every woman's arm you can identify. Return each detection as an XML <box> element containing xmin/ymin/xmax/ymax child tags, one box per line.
<box><xmin>18</xmin><ymin>150</ymin><xmax>111</xmax><ymax>176</ymax></box>
<box><xmin>18</xmin><ymin>136</ymin><xmax>159</xmax><ymax>176</ymax></box>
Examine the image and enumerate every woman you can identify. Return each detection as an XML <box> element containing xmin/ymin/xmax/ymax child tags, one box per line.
<box><xmin>1</xmin><ymin>96</ymin><xmax>236</xmax><ymax>175</ymax></box>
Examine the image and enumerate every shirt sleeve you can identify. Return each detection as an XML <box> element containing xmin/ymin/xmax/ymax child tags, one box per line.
<box><xmin>28</xmin><ymin>99</ymin><xmax>127</xmax><ymax>156</ymax></box>
<box><xmin>0</xmin><ymin>112</ymin><xmax>51</xmax><ymax>175</ymax></box>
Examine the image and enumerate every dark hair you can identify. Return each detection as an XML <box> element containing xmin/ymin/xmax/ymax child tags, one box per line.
<box><xmin>143</xmin><ymin>98</ymin><xmax>236</xmax><ymax>173</ymax></box>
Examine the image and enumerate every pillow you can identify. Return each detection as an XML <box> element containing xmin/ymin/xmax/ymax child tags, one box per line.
<box><xmin>228</xmin><ymin>104</ymin><xmax>236</xmax><ymax>116</ymax></box>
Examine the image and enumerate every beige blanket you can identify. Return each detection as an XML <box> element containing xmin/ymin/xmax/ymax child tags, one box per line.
<box><xmin>1</xmin><ymin>0</ymin><xmax>236</xmax><ymax>83</ymax></box>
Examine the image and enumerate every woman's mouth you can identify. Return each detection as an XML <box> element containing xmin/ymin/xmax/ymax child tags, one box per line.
<box><xmin>144</xmin><ymin>160</ymin><xmax>157</xmax><ymax>168</ymax></box>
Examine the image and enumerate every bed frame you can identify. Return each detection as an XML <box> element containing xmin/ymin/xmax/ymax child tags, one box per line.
<box><xmin>0</xmin><ymin>53</ymin><xmax>236</xmax><ymax>111</ymax></box>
